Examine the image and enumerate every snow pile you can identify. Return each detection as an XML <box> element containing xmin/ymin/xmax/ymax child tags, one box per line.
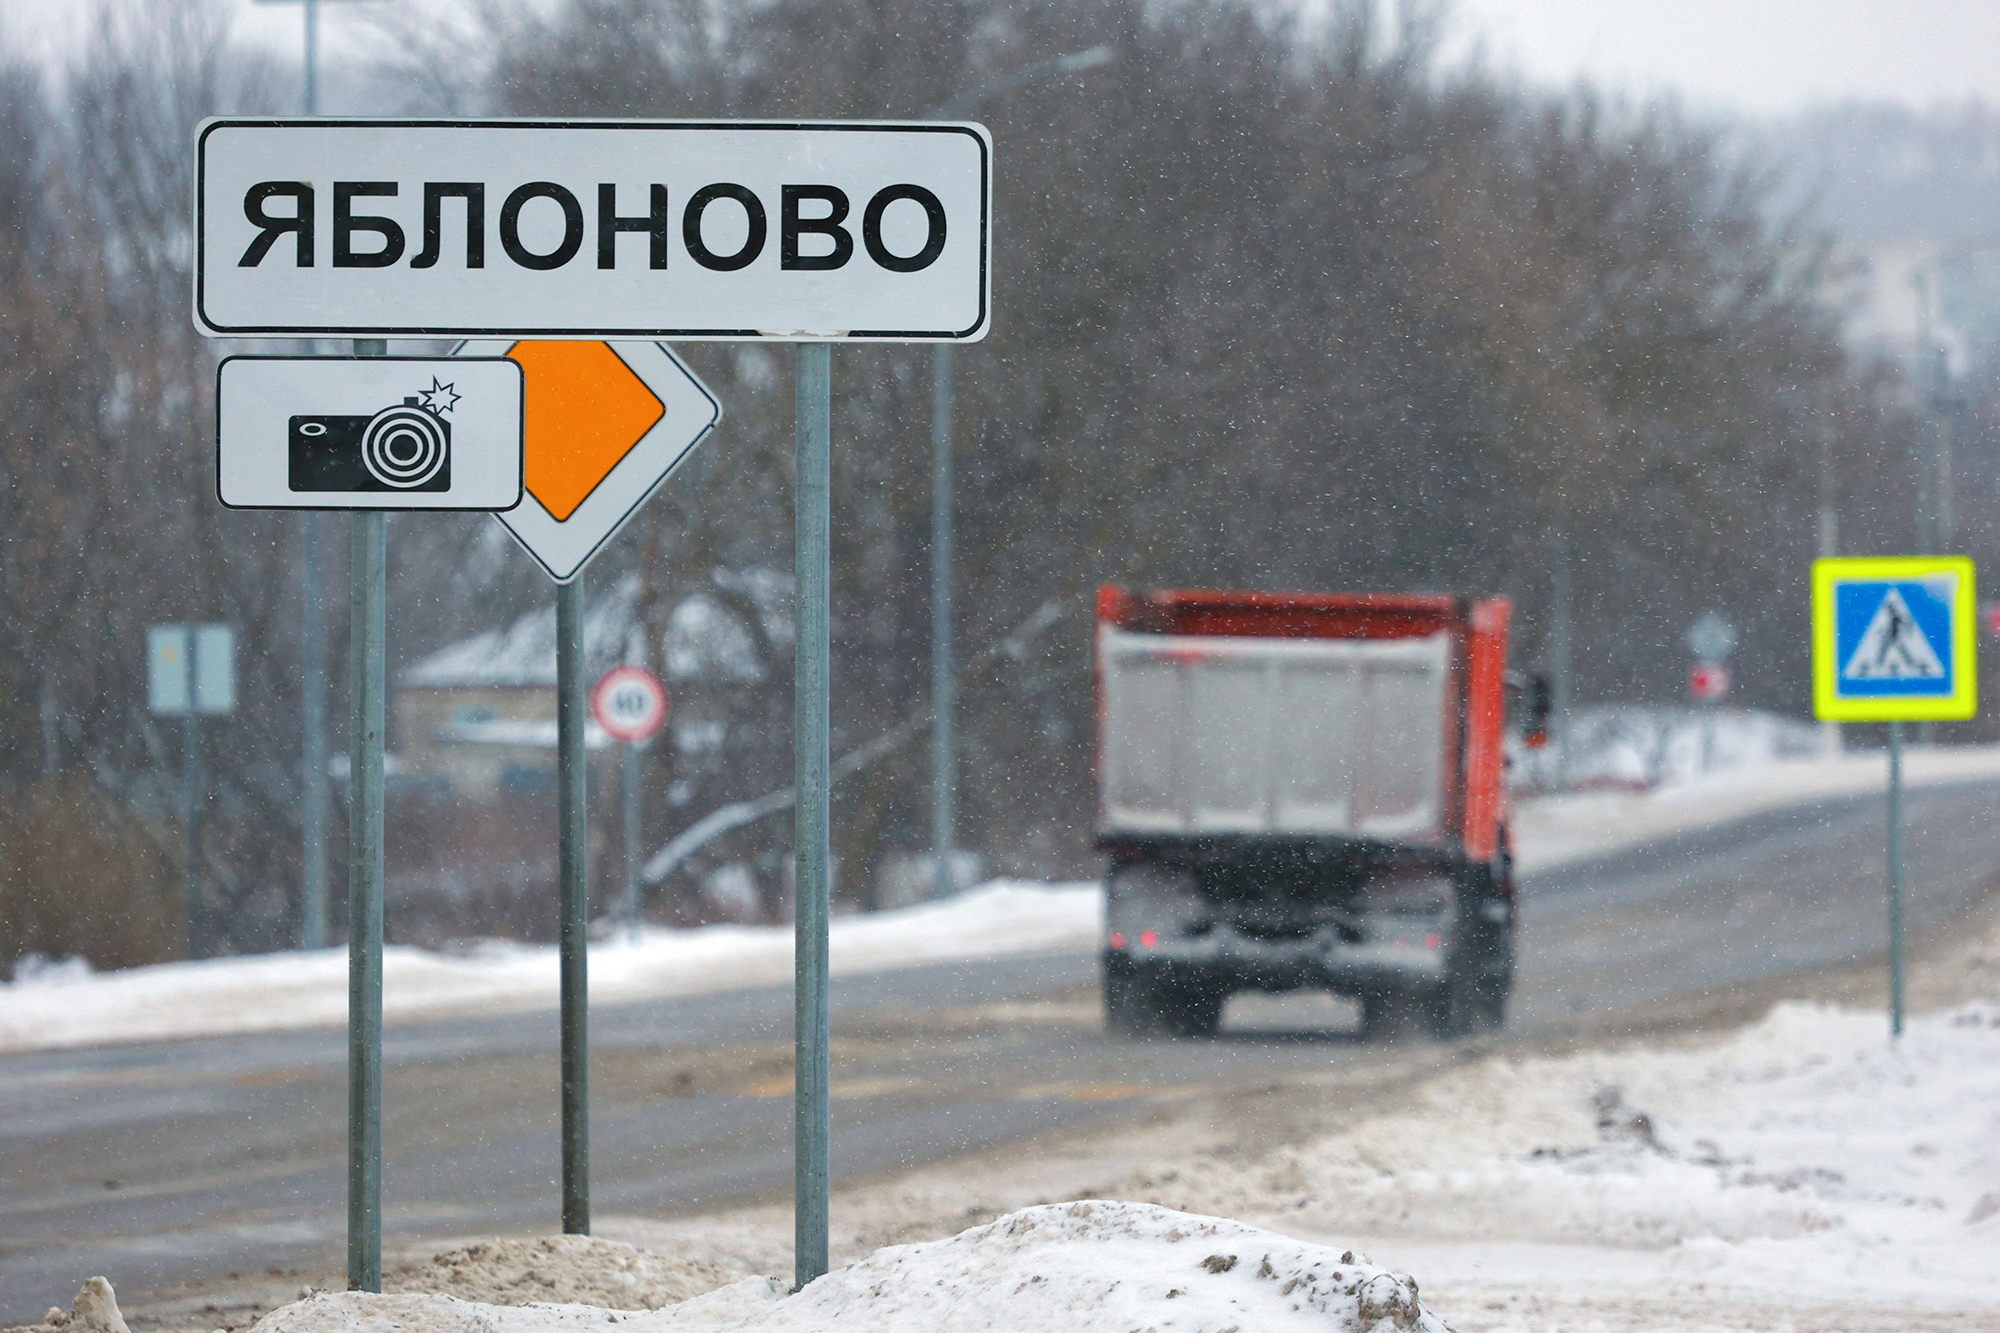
<box><xmin>382</xmin><ymin>1236</ymin><xmax>741</xmax><ymax>1310</ymax></box>
<box><xmin>1108</xmin><ymin>1001</ymin><xmax>2000</xmax><ymax>1310</ymax></box>
<box><xmin>1513</xmin><ymin>705</ymin><xmax>1826</xmax><ymax>792</ymax></box>
<box><xmin>251</xmin><ymin>1202</ymin><xmax>1449</xmax><ymax>1333</ymax></box>
<box><xmin>0</xmin><ymin>880</ymin><xmax>1098</xmax><ymax>1052</ymax></box>
<box><xmin>1510</xmin><ymin>739</ymin><xmax>2000</xmax><ymax>873</ymax></box>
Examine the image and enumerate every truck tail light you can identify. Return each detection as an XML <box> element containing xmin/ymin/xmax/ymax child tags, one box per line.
<box><xmin>1425</xmin><ymin>932</ymin><xmax>1441</xmax><ymax>950</ymax></box>
<box><xmin>1140</xmin><ymin>929</ymin><xmax>1158</xmax><ymax>949</ymax></box>
<box><xmin>1108</xmin><ymin>932</ymin><xmax>1127</xmax><ymax>951</ymax></box>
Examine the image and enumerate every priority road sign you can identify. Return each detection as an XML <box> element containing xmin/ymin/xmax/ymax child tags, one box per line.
<box><xmin>458</xmin><ymin>340</ymin><xmax>720</xmax><ymax>583</ymax></box>
<box><xmin>194</xmin><ymin>119</ymin><xmax>992</xmax><ymax>341</ymax></box>
<box><xmin>216</xmin><ymin>356</ymin><xmax>523</xmax><ymax>509</ymax></box>
<box><xmin>592</xmin><ymin>665</ymin><xmax>668</xmax><ymax>744</ymax></box>
<box><xmin>1813</xmin><ymin>555</ymin><xmax>1977</xmax><ymax>721</ymax></box>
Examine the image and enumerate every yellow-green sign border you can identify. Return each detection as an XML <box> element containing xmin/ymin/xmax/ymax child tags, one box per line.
<box><xmin>1812</xmin><ymin>555</ymin><xmax>1977</xmax><ymax>721</ymax></box>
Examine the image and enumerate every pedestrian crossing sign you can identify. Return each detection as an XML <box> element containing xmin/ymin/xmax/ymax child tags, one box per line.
<box><xmin>1813</xmin><ymin>555</ymin><xmax>1977</xmax><ymax>721</ymax></box>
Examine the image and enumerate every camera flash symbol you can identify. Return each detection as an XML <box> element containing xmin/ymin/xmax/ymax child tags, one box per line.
<box><xmin>417</xmin><ymin>377</ymin><xmax>460</xmax><ymax>416</ymax></box>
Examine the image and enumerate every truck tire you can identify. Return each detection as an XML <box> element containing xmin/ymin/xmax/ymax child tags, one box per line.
<box><xmin>1105</xmin><ymin>957</ymin><xmax>1156</xmax><ymax>1037</ymax></box>
<box><xmin>1159</xmin><ymin>979</ymin><xmax>1225</xmax><ymax>1038</ymax></box>
<box><xmin>1427</xmin><ymin>959</ymin><xmax>1509</xmax><ymax>1039</ymax></box>
<box><xmin>1106</xmin><ymin>959</ymin><xmax>1224</xmax><ymax>1038</ymax></box>
<box><xmin>1359</xmin><ymin>988</ymin><xmax>1428</xmax><ymax>1043</ymax></box>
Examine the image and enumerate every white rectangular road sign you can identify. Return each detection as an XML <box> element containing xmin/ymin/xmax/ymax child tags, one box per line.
<box><xmin>195</xmin><ymin>119</ymin><xmax>991</xmax><ymax>341</ymax></box>
<box><xmin>216</xmin><ymin>356</ymin><xmax>523</xmax><ymax>510</ymax></box>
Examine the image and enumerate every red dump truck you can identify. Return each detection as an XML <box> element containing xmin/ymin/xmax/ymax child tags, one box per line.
<box><xmin>1094</xmin><ymin>586</ymin><xmax>1518</xmax><ymax>1040</ymax></box>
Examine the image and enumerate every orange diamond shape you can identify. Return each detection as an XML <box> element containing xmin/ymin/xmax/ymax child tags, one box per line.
<box><xmin>508</xmin><ymin>341</ymin><xmax>666</xmax><ymax>522</ymax></box>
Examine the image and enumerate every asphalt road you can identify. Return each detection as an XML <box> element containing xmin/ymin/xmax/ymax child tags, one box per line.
<box><xmin>5</xmin><ymin>777</ymin><xmax>1998</xmax><ymax>1321</ymax></box>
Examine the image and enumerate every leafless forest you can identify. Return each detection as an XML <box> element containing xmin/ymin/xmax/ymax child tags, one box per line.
<box><xmin>0</xmin><ymin>0</ymin><xmax>1981</xmax><ymax>970</ymax></box>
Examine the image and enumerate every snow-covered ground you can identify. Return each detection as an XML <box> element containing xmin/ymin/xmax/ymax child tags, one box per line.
<box><xmin>7</xmin><ymin>744</ymin><xmax>2000</xmax><ymax>1054</ymax></box>
<box><xmin>226</xmin><ymin>1203</ymin><xmax>1448</xmax><ymax>1333</ymax></box>
<box><xmin>1510</xmin><ymin>740</ymin><xmax>2000</xmax><ymax>873</ymax></box>
<box><xmin>1189</xmin><ymin>1000</ymin><xmax>2000</xmax><ymax>1318</ymax></box>
<box><xmin>0</xmin><ymin>880</ymin><xmax>1098</xmax><ymax>1052</ymax></box>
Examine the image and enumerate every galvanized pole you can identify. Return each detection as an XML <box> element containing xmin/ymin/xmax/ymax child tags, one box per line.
<box><xmin>929</xmin><ymin>343</ymin><xmax>956</xmax><ymax>902</ymax></box>
<box><xmin>183</xmin><ymin>707</ymin><xmax>200</xmax><ymax>960</ymax></box>
<box><xmin>295</xmin><ymin>0</ymin><xmax>329</xmax><ymax>956</ymax></box>
<box><xmin>303</xmin><ymin>0</ymin><xmax>318</xmax><ymax>118</ymax></box>
<box><xmin>794</xmin><ymin>342</ymin><xmax>832</xmax><ymax>1289</ymax></box>
<box><xmin>345</xmin><ymin>335</ymin><xmax>387</xmax><ymax>1291</ymax></box>
<box><xmin>1816</xmin><ymin>415</ymin><xmax>1841</xmax><ymax>758</ymax></box>
<box><xmin>1548</xmin><ymin>527</ymin><xmax>1573</xmax><ymax>789</ymax></box>
<box><xmin>557</xmin><ymin>576</ymin><xmax>591</xmax><ymax>1234</ymax></box>
<box><xmin>622</xmin><ymin>742</ymin><xmax>641</xmax><ymax>939</ymax></box>
<box><xmin>302</xmin><ymin>516</ymin><xmax>328</xmax><ymax>950</ymax></box>
<box><xmin>1886</xmin><ymin>719</ymin><xmax>1906</xmax><ymax>1039</ymax></box>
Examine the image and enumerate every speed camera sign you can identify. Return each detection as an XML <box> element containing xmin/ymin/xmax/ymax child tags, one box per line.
<box><xmin>592</xmin><ymin>665</ymin><xmax>668</xmax><ymax>744</ymax></box>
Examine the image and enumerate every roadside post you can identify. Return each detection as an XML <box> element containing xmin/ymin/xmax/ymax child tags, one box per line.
<box><xmin>1812</xmin><ymin>556</ymin><xmax>1977</xmax><ymax>1037</ymax></box>
<box><xmin>147</xmin><ymin>624</ymin><xmax>235</xmax><ymax>958</ymax></box>
<box><xmin>1684</xmin><ymin>611</ymin><xmax>1736</xmax><ymax>772</ymax></box>
<box><xmin>592</xmin><ymin>665</ymin><xmax>670</xmax><ymax>938</ymax></box>
<box><xmin>456</xmin><ymin>337</ymin><xmax>719</xmax><ymax>1234</ymax></box>
<box><xmin>197</xmin><ymin>116</ymin><xmax>989</xmax><ymax>1289</ymax></box>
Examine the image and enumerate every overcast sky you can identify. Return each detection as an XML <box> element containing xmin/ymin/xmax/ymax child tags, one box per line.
<box><xmin>8</xmin><ymin>0</ymin><xmax>2000</xmax><ymax>118</ymax></box>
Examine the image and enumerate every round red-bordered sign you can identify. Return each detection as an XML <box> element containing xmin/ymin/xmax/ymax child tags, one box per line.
<box><xmin>592</xmin><ymin>665</ymin><xmax>669</xmax><ymax>744</ymax></box>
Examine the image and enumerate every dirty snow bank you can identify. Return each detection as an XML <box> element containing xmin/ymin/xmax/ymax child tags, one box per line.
<box><xmin>1103</xmin><ymin>1001</ymin><xmax>2000</xmax><ymax>1311</ymax></box>
<box><xmin>0</xmin><ymin>880</ymin><xmax>1099</xmax><ymax>1052</ymax></box>
<box><xmin>382</xmin><ymin>1236</ymin><xmax>740</xmax><ymax>1310</ymax></box>
<box><xmin>1511</xmin><ymin>740</ymin><xmax>2000</xmax><ymax>873</ymax></box>
<box><xmin>254</xmin><ymin>1202</ymin><xmax>1447</xmax><ymax>1333</ymax></box>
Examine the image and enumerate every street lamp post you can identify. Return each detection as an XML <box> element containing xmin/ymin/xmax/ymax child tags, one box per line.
<box><xmin>924</xmin><ymin>45</ymin><xmax>1114</xmax><ymax>904</ymax></box>
<box><xmin>255</xmin><ymin>0</ymin><xmax>383</xmax><ymax>952</ymax></box>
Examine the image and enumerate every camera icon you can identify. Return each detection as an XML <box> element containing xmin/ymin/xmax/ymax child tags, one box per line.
<box><xmin>289</xmin><ymin>397</ymin><xmax>451</xmax><ymax>492</ymax></box>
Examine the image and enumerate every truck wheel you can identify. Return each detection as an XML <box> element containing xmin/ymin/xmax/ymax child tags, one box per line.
<box><xmin>1429</xmin><ymin>967</ymin><xmax>1507</xmax><ymax>1040</ymax></box>
<box><xmin>1106</xmin><ymin>957</ymin><xmax>1170</xmax><ymax>1038</ymax></box>
<box><xmin>1160</xmin><ymin>981</ymin><xmax>1225</xmax><ymax>1038</ymax></box>
<box><xmin>1359</xmin><ymin>988</ymin><xmax>1426</xmax><ymax>1043</ymax></box>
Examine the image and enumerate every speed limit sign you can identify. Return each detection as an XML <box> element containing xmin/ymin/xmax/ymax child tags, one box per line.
<box><xmin>592</xmin><ymin>665</ymin><xmax>669</xmax><ymax>744</ymax></box>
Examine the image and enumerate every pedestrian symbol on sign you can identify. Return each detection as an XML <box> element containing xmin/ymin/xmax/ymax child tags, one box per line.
<box><xmin>1842</xmin><ymin>587</ymin><xmax>1945</xmax><ymax>682</ymax></box>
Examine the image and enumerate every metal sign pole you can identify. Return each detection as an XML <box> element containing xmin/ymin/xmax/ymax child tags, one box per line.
<box><xmin>303</xmin><ymin>518</ymin><xmax>328</xmax><ymax>950</ymax></box>
<box><xmin>183</xmin><ymin>692</ymin><xmax>200</xmax><ymax>960</ymax></box>
<box><xmin>622</xmin><ymin>742</ymin><xmax>641</xmax><ymax>939</ymax></box>
<box><xmin>794</xmin><ymin>342</ymin><xmax>832</xmax><ymax>1289</ymax></box>
<box><xmin>930</xmin><ymin>343</ymin><xmax>956</xmax><ymax>902</ymax></box>
<box><xmin>1887</xmin><ymin>719</ymin><xmax>1906</xmax><ymax>1038</ymax></box>
<box><xmin>346</xmin><ymin>341</ymin><xmax>387</xmax><ymax>1293</ymax></box>
<box><xmin>557</xmin><ymin>576</ymin><xmax>591</xmax><ymax>1233</ymax></box>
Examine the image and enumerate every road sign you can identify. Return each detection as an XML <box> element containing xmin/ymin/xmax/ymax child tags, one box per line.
<box><xmin>216</xmin><ymin>356</ymin><xmax>522</xmax><ymax>510</ymax></box>
<box><xmin>1683</xmin><ymin>610</ymin><xmax>1737</xmax><ymax>664</ymax></box>
<box><xmin>1689</xmin><ymin>661</ymin><xmax>1730</xmax><ymax>702</ymax></box>
<box><xmin>593</xmin><ymin>665</ymin><xmax>668</xmax><ymax>744</ymax></box>
<box><xmin>148</xmin><ymin>624</ymin><xmax>235</xmax><ymax>715</ymax></box>
<box><xmin>195</xmin><ymin>119</ymin><xmax>992</xmax><ymax>341</ymax></box>
<box><xmin>460</xmin><ymin>340</ymin><xmax>720</xmax><ymax>583</ymax></box>
<box><xmin>1812</xmin><ymin>556</ymin><xmax>1977</xmax><ymax>721</ymax></box>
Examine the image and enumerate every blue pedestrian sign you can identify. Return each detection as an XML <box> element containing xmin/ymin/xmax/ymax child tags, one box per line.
<box><xmin>1813</xmin><ymin>556</ymin><xmax>1977</xmax><ymax>721</ymax></box>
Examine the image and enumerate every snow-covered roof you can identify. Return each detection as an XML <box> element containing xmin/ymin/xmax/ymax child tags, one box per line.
<box><xmin>401</xmin><ymin>570</ymin><xmax>793</xmax><ymax>689</ymax></box>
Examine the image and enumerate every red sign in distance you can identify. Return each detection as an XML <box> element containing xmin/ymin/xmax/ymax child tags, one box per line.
<box><xmin>1688</xmin><ymin>662</ymin><xmax>1730</xmax><ymax>703</ymax></box>
<box><xmin>592</xmin><ymin>665</ymin><xmax>669</xmax><ymax>744</ymax></box>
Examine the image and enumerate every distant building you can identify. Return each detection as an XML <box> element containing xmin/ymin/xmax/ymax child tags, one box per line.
<box><xmin>396</xmin><ymin>570</ymin><xmax>792</xmax><ymax>799</ymax></box>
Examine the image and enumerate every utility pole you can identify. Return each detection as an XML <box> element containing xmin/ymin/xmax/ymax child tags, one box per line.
<box><xmin>1817</xmin><ymin>411</ymin><xmax>1842</xmax><ymax>756</ymax></box>
<box><xmin>1548</xmin><ymin>527</ymin><xmax>1574</xmax><ymax>789</ymax></box>
<box><xmin>923</xmin><ymin>45</ymin><xmax>1115</xmax><ymax>902</ymax></box>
